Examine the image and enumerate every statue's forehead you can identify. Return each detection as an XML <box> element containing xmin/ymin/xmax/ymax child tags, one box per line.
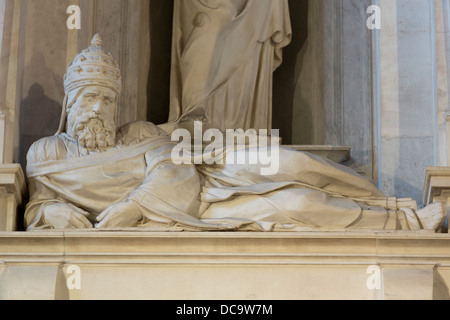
<box><xmin>81</xmin><ymin>86</ymin><xmax>116</xmax><ymax>97</ymax></box>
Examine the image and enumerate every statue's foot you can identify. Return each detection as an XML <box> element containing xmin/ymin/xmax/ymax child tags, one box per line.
<box><xmin>403</xmin><ymin>202</ymin><xmax>446</xmax><ymax>230</ymax></box>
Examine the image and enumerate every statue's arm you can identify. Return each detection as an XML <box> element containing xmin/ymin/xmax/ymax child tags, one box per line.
<box><xmin>24</xmin><ymin>137</ymin><xmax>92</xmax><ymax>230</ymax></box>
<box><xmin>25</xmin><ymin>178</ymin><xmax>92</xmax><ymax>229</ymax></box>
<box><xmin>97</xmin><ymin>122</ymin><xmax>202</xmax><ymax>228</ymax></box>
<box><xmin>24</xmin><ymin>178</ymin><xmax>59</xmax><ymax>229</ymax></box>
<box><xmin>96</xmin><ymin>147</ymin><xmax>202</xmax><ymax>228</ymax></box>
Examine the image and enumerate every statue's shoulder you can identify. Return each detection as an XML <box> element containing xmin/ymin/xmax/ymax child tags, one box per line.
<box><xmin>26</xmin><ymin>135</ymin><xmax>68</xmax><ymax>165</ymax></box>
<box><xmin>117</xmin><ymin>121</ymin><xmax>169</xmax><ymax>146</ymax></box>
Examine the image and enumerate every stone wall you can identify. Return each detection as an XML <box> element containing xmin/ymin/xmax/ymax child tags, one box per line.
<box><xmin>292</xmin><ymin>0</ymin><xmax>375</xmax><ymax>181</ymax></box>
<box><xmin>379</xmin><ymin>0</ymin><xmax>439</xmax><ymax>202</ymax></box>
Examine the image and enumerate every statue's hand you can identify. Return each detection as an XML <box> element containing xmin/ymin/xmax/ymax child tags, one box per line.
<box><xmin>95</xmin><ymin>200</ymin><xmax>143</xmax><ymax>228</ymax></box>
<box><xmin>44</xmin><ymin>203</ymin><xmax>93</xmax><ymax>229</ymax></box>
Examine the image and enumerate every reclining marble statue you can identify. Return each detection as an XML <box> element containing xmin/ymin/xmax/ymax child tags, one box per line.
<box><xmin>24</xmin><ymin>34</ymin><xmax>446</xmax><ymax>231</ymax></box>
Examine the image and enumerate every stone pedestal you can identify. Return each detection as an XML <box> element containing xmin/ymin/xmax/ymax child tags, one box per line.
<box><xmin>0</xmin><ymin>164</ymin><xmax>27</xmax><ymax>232</ymax></box>
<box><xmin>287</xmin><ymin>145</ymin><xmax>351</xmax><ymax>164</ymax></box>
<box><xmin>423</xmin><ymin>167</ymin><xmax>450</xmax><ymax>233</ymax></box>
<box><xmin>0</xmin><ymin>231</ymin><xmax>449</xmax><ymax>300</ymax></box>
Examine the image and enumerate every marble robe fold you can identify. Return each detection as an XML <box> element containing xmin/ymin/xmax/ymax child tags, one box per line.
<box><xmin>25</xmin><ymin>122</ymin><xmax>419</xmax><ymax>231</ymax></box>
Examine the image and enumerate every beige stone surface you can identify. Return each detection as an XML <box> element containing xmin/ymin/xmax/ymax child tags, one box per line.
<box><xmin>0</xmin><ymin>231</ymin><xmax>449</xmax><ymax>300</ymax></box>
<box><xmin>0</xmin><ymin>164</ymin><xmax>27</xmax><ymax>231</ymax></box>
<box><xmin>423</xmin><ymin>166</ymin><xmax>450</xmax><ymax>232</ymax></box>
<box><xmin>287</xmin><ymin>145</ymin><xmax>351</xmax><ymax>164</ymax></box>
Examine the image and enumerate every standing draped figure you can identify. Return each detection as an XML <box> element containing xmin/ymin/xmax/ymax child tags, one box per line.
<box><xmin>162</xmin><ymin>0</ymin><xmax>292</xmax><ymax>134</ymax></box>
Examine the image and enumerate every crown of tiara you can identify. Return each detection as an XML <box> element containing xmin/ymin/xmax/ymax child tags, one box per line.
<box><xmin>63</xmin><ymin>34</ymin><xmax>122</xmax><ymax>95</ymax></box>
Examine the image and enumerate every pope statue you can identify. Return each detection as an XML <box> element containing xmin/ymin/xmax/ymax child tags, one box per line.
<box><xmin>24</xmin><ymin>34</ymin><xmax>446</xmax><ymax>232</ymax></box>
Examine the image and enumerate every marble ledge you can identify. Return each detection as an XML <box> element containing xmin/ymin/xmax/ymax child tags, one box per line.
<box><xmin>286</xmin><ymin>145</ymin><xmax>351</xmax><ymax>163</ymax></box>
<box><xmin>0</xmin><ymin>164</ymin><xmax>27</xmax><ymax>203</ymax></box>
<box><xmin>423</xmin><ymin>166</ymin><xmax>450</xmax><ymax>204</ymax></box>
<box><xmin>2</xmin><ymin>230</ymin><xmax>450</xmax><ymax>300</ymax></box>
<box><xmin>1</xmin><ymin>230</ymin><xmax>450</xmax><ymax>265</ymax></box>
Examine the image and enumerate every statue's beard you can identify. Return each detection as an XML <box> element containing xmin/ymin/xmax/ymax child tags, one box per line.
<box><xmin>73</xmin><ymin>112</ymin><xmax>116</xmax><ymax>152</ymax></box>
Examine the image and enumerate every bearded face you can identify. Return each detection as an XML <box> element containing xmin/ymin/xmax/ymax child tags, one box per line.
<box><xmin>66</xmin><ymin>87</ymin><xmax>118</xmax><ymax>152</ymax></box>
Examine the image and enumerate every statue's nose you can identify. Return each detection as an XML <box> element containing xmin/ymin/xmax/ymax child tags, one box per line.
<box><xmin>92</xmin><ymin>101</ymin><xmax>103</xmax><ymax>113</ymax></box>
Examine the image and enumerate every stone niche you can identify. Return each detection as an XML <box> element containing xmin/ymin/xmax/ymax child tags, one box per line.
<box><xmin>0</xmin><ymin>0</ymin><xmax>377</xmax><ymax>181</ymax></box>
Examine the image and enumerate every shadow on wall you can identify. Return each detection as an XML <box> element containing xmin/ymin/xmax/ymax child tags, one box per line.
<box><xmin>273</xmin><ymin>0</ymin><xmax>309</xmax><ymax>145</ymax></box>
<box><xmin>19</xmin><ymin>83</ymin><xmax>61</xmax><ymax>171</ymax></box>
<box><xmin>147</xmin><ymin>0</ymin><xmax>174</xmax><ymax>126</ymax></box>
<box><xmin>19</xmin><ymin>51</ymin><xmax>63</xmax><ymax>171</ymax></box>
